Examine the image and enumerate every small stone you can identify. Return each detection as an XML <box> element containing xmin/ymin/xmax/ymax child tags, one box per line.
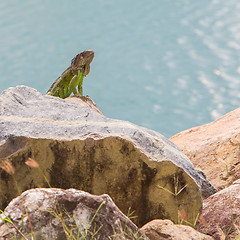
<box><xmin>140</xmin><ymin>219</ymin><xmax>213</xmax><ymax>240</ymax></box>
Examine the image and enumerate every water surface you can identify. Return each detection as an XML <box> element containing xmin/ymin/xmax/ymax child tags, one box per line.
<box><xmin>1</xmin><ymin>0</ymin><xmax>240</xmax><ymax>137</ymax></box>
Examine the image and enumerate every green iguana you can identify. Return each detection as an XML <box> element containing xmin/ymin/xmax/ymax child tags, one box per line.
<box><xmin>47</xmin><ymin>50</ymin><xmax>94</xmax><ymax>98</ymax></box>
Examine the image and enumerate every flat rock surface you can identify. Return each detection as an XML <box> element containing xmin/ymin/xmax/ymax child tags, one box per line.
<box><xmin>170</xmin><ymin>107</ymin><xmax>240</xmax><ymax>189</ymax></box>
<box><xmin>0</xmin><ymin>86</ymin><xmax>216</xmax><ymax>226</ymax></box>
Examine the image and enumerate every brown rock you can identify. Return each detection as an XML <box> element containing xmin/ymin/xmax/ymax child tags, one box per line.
<box><xmin>197</xmin><ymin>179</ymin><xmax>240</xmax><ymax>240</ymax></box>
<box><xmin>140</xmin><ymin>219</ymin><xmax>213</xmax><ymax>240</ymax></box>
<box><xmin>170</xmin><ymin>107</ymin><xmax>240</xmax><ymax>190</ymax></box>
<box><xmin>0</xmin><ymin>188</ymin><xmax>148</xmax><ymax>240</ymax></box>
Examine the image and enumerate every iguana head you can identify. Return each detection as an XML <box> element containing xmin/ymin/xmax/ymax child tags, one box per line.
<box><xmin>71</xmin><ymin>50</ymin><xmax>94</xmax><ymax>76</ymax></box>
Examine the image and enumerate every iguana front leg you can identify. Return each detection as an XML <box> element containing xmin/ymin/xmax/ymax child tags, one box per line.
<box><xmin>70</xmin><ymin>70</ymin><xmax>84</xmax><ymax>97</ymax></box>
<box><xmin>78</xmin><ymin>70</ymin><xmax>84</xmax><ymax>96</ymax></box>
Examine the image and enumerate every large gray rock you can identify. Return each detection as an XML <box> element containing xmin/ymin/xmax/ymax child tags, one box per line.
<box><xmin>0</xmin><ymin>86</ymin><xmax>216</xmax><ymax>226</ymax></box>
<box><xmin>0</xmin><ymin>188</ymin><xmax>148</xmax><ymax>240</ymax></box>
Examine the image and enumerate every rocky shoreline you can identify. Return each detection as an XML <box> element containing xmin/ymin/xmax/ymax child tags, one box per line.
<box><xmin>0</xmin><ymin>86</ymin><xmax>239</xmax><ymax>239</ymax></box>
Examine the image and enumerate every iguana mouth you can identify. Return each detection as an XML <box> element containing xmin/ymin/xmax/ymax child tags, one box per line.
<box><xmin>84</xmin><ymin>50</ymin><xmax>94</xmax><ymax>64</ymax></box>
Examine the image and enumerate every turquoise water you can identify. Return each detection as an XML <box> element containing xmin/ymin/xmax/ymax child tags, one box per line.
<box><xmin>1</xmin><ymin>1</ymin><xmax>240</xmax><ymax>137</ymax></box>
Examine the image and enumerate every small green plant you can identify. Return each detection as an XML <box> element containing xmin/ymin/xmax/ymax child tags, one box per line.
<box><xmin>177</xmin><ymin>208</ymin><xmax>200</xmax><ymax>228</ymax></box>
<box><xmin>0</xmin><ymin>209</ymin><xmax>27</xmax><ymax>240</ymax></box>
<box><xmin>156</xmin><ymin>174</ymin><xmax>188</xmax><ymax>197</ymax></box>
<box><xmin>0</xmin><ymin>159</ymin><xmax>35</xmax><ymax>240</ymax></box>
<box><xmin>47</xmin><ymin>199</ymin><xmax>104</xmax><ymax>240</ymax></box>
<box><xmin>155</xmin><ymin>174</ymin><xmax>200</xmax><ymax>227</ymax></box>
<box><xmin>107</xmin><ymin>207</ymin><xmax>146</xmax><ymax>240</ymax></box>
<box><xmin>109</xmin><ymin>223</ymin><xmax>146</xmax><ymax>240</ymax></box>
<box><xmin>25</xmin><ymin>158</ymin><xmax>51</xmax><ymax>188</ymax></box>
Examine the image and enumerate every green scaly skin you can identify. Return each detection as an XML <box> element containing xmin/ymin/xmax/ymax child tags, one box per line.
<box><xmin>47</xmin><ymin>50</ymin><xmax>94</xmax><ymax>99</ymax></box>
